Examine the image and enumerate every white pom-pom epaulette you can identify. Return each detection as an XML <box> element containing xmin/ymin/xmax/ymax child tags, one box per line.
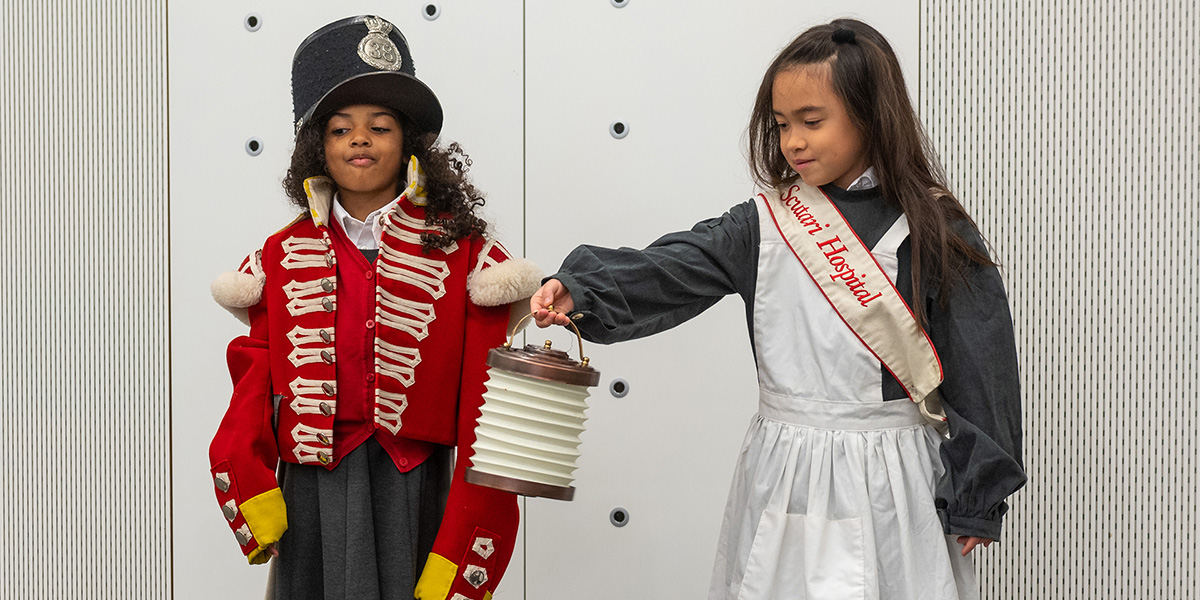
<box><xmin>211</xmin><ymin>250</ymin><xmax>266</xmax><ymax>326</ymax></box>
<box><xmin>467</xmin><ymin>257</ymin><xmax>544</xmax><ymax>307</ymax></box>
<box><xmin>466</xmin><ymin>237</ymin><xmax>543</xmax><ymax>306</ymax></box>
<box><xmin>465</xmin><ymin>239</ymin><xmax>545</xmax><ymax>334</ymax></box>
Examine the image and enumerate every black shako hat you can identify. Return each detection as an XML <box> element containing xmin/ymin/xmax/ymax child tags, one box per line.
<box><xmin>291</xmin><ymin>15</ymin><xmax>443</xmax><ymax>136</ymax></box>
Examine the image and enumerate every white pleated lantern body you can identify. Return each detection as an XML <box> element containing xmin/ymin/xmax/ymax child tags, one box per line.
<box><xmin>466</xmin><ymin>342</ymin><xmax>599</xmax><ymax>501</ymax></box>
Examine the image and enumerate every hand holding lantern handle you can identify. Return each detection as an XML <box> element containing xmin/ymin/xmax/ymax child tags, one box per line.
<box><xmin>507</xmin><ymin>308</ymin><xmax>590</xmax><ymax>369</ymax></box>
<box><xmin>531</xmin><ymin>279</ymin><xmax>573</xmax><ymax>327</ymax></box>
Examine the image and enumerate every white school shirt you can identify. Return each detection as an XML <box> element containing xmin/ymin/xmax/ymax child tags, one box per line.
<box><xmin>844</xmin><ymin>167</ymin><xmax>877</xmax><ymax>191</ymax></box>
<box><xmin>330</xmin><ymin>194</ymin><xmax>402</xmax><ymax>250</ymax></box>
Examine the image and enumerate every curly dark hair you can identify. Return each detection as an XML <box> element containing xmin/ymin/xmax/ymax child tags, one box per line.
<box><xmin>281</xmin><ymin>114</ymin><xmax>488</xmax><ymax>252</ymax></box>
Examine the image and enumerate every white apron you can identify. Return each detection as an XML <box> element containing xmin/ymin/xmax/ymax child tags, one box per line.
<box><xmin>707</xmin><ymin>196</ymin><xmax>977</xmax><ymax>600</ymax></box>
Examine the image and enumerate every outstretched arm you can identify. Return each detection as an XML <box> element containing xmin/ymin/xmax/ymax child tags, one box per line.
<box><xmin>533</xmin><ymin>200</ymin><xmax>759</xmax><ymax>344</ymax></box>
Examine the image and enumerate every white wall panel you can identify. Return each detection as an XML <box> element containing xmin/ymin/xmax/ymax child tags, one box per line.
<box><xmin>168</xmin><ymin>2</ymin><xmax>525</xmax><ymax>598</ymax></box>
<box><xmin>922</xmin><ymin>1</ymin><xmax>1199</xmax><ymax>597</ymax></box>
<box><xmin>523</xmin><ymin>2</ymin><xmax>917</xmax><ymax>598</ymax></box>
<box><xmin>0</xmin><ymin>0</ymin><xmax>170</xmax><ymax>598</ymax></box>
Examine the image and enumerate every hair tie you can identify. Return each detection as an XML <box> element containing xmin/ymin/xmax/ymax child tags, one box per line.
<box><xmin>832</xmin><ymin>28</ymin><xmax>857</xmax><ymax>45</ymax></box>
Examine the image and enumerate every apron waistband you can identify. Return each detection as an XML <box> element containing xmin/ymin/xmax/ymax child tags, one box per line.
<box><xmin>758</xmin><ymin>389</ymin><xmax>925</xmax><ymax>431</ymax></box>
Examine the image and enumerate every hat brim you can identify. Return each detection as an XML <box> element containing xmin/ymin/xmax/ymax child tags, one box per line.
<box><xmin>301</xmin><ymin>72</ymin><xmax>443</xmax><ymax>137</ymax></box>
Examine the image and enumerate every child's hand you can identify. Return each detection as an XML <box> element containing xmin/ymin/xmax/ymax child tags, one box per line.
<box><xmin>531</xmin><ymin>279</ymin><xmax>574</xmax><ymax>328</ymax></box>
<box><xmin>956</xmin><ymin>536</ymin><xmax>992</xmax><ymax>556</ymax></box>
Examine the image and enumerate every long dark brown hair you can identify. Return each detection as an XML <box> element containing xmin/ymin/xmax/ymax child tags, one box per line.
<box><xmin>748</xmin><ymin>18</ymin><xmax>995</xmax><ymax>326</ymax></box>
<box><xmin>282</xmin><ymin>114</ymin><xmax>488</xmax><ymax>252</ymax></box>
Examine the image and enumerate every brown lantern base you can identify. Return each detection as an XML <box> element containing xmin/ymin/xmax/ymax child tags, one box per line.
<box><xmin>465</xmin><ymin>467</ymin><xmax>575</xmax><ymax>501</ymax></box>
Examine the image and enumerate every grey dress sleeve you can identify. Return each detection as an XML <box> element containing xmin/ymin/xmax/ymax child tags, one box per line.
<box><xmin>550</xmin><ymin>199</ymin><xmax>759</xmax><ymax>345</ymax></box>
<box><xmin>898</xmin><ymin>227</ymin><xmax>1027</xmax><ymax>540</ymax></box>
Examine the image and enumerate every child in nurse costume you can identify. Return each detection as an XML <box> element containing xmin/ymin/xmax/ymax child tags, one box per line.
<box><xmin>532</xmin><ymin>18</ymin><xmax>1025</xmax><ymax>600</ymax></box>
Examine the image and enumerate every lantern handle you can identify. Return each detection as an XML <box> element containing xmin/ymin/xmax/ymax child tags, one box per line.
<box><xmin>506</xmin><ymin>309</ymin><xmax>590</xmax><ymax>367</ymax></box>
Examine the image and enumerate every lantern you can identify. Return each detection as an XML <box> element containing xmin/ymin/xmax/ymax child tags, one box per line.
<box><xmin>465</xmin><ymin>313</ymin><xmax>600</xmax><ymax>501</ymax></box>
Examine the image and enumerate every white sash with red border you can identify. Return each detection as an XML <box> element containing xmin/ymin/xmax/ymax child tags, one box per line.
<box><xmin>760</xmin><ymin>182</ymin><xmax>948</xmax><ymax>431</ymax></box>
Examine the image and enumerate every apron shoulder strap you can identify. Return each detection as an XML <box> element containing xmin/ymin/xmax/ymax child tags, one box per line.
<box><xmin>874</xmin><ymin>214</ymin><xmax>910</xmax><ymax>255</ymax></box>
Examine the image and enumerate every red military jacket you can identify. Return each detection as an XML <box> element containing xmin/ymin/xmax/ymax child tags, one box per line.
<box><xmin>209</xmin><ymin>176</ymin><xmax>541</xmax><ymax>600</ymax></box>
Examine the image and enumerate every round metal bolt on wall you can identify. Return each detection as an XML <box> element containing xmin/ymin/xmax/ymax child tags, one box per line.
<box><xmin>609</xmin><ymin>378</ymin><xmax>630</xmax><ymax>398</ymax></box>
<box><xmin>245</xmin><ymin>137</ymin><xmax>263</xmax><ymax>156</ymax></box>
<box><xmin>610</xmin><ymin>507</ymin><xmax>630</xmax><ymax>527</ymax></box>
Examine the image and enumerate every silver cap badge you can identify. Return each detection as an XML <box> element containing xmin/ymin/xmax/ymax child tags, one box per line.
<box><xmin>358</xmin><ymin>17</ymin><xmax>402</xmax><ymax>71</ymax></box>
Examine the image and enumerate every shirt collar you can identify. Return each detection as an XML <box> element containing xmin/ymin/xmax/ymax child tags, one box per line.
<box><xmin>845</xmin><ymin>166</ymin><xmax>878</xmax><ymax>191</ymax></box>
<box><xmin>330</xmin><ymin>193</ymin><xmax>402</xmax><ymax>250</ymax></box>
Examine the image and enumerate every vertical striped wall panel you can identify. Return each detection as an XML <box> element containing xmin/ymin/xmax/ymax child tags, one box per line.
<box><xmin>0</xmin><ymin>1</ymin><xmax>170</xmax><ymax>598</ymax></box>
<box><xmin>922</xmin><ymin>2</ymin><xmax>1198</xmax><ymax>597</ymax></box>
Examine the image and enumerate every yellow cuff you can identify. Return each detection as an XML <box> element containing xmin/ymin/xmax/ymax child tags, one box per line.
<box><xmin>415</xmin><ymin>553</ymin><xmax>455</xmax><ymax>599</ymax></box>
<box><xmin>241</xmin><ymin>488</ymin><xmax>287</xmax><ymax>565</ymax></box>
<box><xmin>414</xmin><ymin>552</ymin><xmax>494</xmax><ymax>599</ymax></box>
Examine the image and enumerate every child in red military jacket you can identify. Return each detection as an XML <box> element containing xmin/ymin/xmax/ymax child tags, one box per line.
<box><xmin>208</xmin><ymin>15</ymin><xmax>541</xmax><ymax>600</ymax></box>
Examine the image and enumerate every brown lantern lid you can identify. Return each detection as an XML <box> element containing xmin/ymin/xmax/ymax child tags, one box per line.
<box><xmin>487</xmin><ymin>341</ymin><xmax>600</xmax><ymax>387</ymax></box>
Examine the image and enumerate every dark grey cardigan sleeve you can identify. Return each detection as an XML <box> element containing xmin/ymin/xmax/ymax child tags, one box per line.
<box><xmin>550</xmin><ymin>200</ymin><xmax>759</xmax><ymax>345</ymax></box>
<box><xmin>903</xmin><ymin>231</ymin><xmax>1027</xmax><ymax>540</ymax></box>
